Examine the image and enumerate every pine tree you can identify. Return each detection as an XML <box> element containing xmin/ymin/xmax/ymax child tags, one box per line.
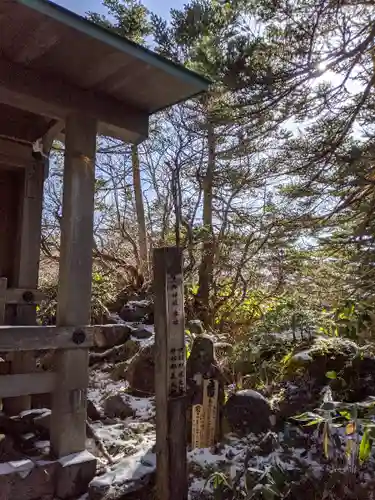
<box><xmin>88</xmin><ymin>0</ymin><xmax>151</xmax><ymax>277</ymax></box>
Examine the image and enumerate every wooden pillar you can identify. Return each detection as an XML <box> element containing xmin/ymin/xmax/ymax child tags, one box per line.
<box><xmin>0</xmin><ymin>169</ymin><xmax>22</xmax><ymax>288</ymax></box>
<box><xmin>3</xmin><ymin>160</ymin><xmax>44</xmax><ymax>415</ymax></box>
<box><xmin>50</xmin><ymin>113</ymin><xmax>97</xmax><ymax>458</ymax></box>
<box><xmin>154</xmin><ymin>247</ymin><xmax>187</xmax><ymax>500</ymax></box>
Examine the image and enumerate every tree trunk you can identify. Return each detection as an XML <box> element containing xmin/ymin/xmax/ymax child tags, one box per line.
<box><xmin>132</xmin><ymin>145</ymin><xmax>149</xmax><ymax>277</ymax></box>
<box><xmin>197</xmin><ymin>121</ymin><xmax>215</xmax><ymax>326</ymax></box>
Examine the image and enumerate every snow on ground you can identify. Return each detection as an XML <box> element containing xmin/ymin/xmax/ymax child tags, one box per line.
<box><xmin>88</xmin><ymin>370</ymin><xmax>155</xmax><ymax>421</ymax></box>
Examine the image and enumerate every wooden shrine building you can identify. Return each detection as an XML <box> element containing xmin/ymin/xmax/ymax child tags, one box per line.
<box><xmin>0</xmin><ymin>0</ymin><xmax>209</xmax><ymax>497</ymax></box>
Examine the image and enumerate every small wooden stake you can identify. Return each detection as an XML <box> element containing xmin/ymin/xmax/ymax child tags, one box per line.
<box><xmin>192</xmin><ymin>404</ymin><xmax>204</xmax><ymax>449</ymax></box>
<box><xmin>154</xmin><ymin>247</ymin><xmax>187</xmax><ymax>500</ymax></box>
<box><xmin>202</xmin><ymin>379</ymin><xmax>219</xmax><ymax>447</ymax></box>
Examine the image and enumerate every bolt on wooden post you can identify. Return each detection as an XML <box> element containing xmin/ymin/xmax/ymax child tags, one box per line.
<box><xmin>154</xmin><ymin>247</ymin><xmax>187</xmax><ymax>500</ymax></box>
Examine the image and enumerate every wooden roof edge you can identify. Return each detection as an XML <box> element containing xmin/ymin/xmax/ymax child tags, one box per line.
<box><xmin>16</xmin><ymin>0</ymin><xmax>212</xmax><ymax>97</ymax></box>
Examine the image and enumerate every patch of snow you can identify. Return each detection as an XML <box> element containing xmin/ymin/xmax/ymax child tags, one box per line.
<box><xmin>293</xmin><ymin>350</ymin><xmax>313</xmax><ymax>361</ymax></box>
<box><xmin>189</xmin><ymin>447</ymin><xmax>227</xmax><ymax>467</ymax></box>
<box><xmin>0</xmin><ymin>459</ymin><xmax>34</xmax><ymax>476</ymax></box>
<box><xmin>88</xmin><ymin>371</ymin><xmax>155</xmax><ymax>422</ymax></box>
<box><xmin>22</xmin><ymin>433</ymin><xmax>35</xmax><ymax>440</ymax></box>
<box><xmin>59</xmin><ymin>450</ymin><xmax>95</xmax><ymax>468</ymax></box>
<box><xmin>19</xmin><ymin>408</ymin><xmax>50</xmax><ymax>418</ymax></box>
<box><xmin>125</xmin><ymin>395</ymin><xmax>155</xmax><ymax>420</ymax></box>
<box><xmin>189</xmin><ymin>477</ymin><xmax>212</xmax><ymax>496</ymax></box>
<box><xmin>90</xmin><ymin>447</ymin><xmax>156</xmax><ymax>489</ymax></box>
<box><xmin>35</xmin><ymin>440</ymin><xmax>50</xmax><ymax>450</ymax></box>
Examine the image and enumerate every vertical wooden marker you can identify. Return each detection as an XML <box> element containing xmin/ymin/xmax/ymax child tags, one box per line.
<box><xmin>202</xmin><ymin>379</ymin><xmax>219</xmax><ymax>447</ymax></box>
<box><xmin>154</xmin><ymin>247</ymin><xmax>187</xmax><ymax>500</ymax></box>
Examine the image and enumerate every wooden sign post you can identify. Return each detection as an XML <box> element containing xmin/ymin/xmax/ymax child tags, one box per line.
<box><xmin>154</xmin><ymin>247</ymin><xmax>187</xmax><ymax>500</ymax></box>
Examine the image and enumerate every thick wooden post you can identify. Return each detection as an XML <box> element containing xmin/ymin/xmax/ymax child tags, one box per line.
<box><xmin>50</xmin><ymin>113</ymin><xmax>97</xmax><ymax>458</ymax></box>
<box><xmin>154</xmin><ymin>247</ymin><xmax>187</xmax><ymax>500</ymax></box>
<box><xmin>3</xmin><ymin>160</ymin><xmax>44</xmax><ymax>415</ymax></box>
<box><xmin>0</xmin><ymin>277</ymin><xmax>7</xmax><ymax>324</ymax></box>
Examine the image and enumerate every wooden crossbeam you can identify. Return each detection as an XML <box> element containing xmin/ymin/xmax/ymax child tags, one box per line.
<box><xmin>0</xmin><ymin>371</ymin><xmax>88</xmax><ymax>399</ymax></box>
<box><xmin>0</xmin><ymin>279</ymin><xmax>45</xmax><ymax>307</ymax></box>
<box><xmin>0</xmin><ymin>58</ymin><xmax>149</xmax><ymax>142</ymax></box>
<box><xmin>0</xmin><ymin>138</ymin><xmax>32</xmax><ymax>169</ymax></box>
<box><xmin>0</xmin><ymin>325</ymin><xmax>93</xmax><ymax>351</ymax></box>
<box><xmin>5</xmin><ymin>288</ymin><xmax>45</xmax><ymax>305</ymax></box>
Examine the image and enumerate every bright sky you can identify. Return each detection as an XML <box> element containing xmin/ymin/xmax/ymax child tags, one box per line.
<box><xmin>55</xmin><ymin>0</ymin><xmax>184</xmax><ymax>19</ymax></box>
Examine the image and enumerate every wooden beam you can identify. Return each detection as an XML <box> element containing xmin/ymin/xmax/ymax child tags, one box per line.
<box><xmin>43</xmin><ymin>120</ymin><xmax>65</xmax><ymax>154</ymax></box>
<box><xmin>0</xmin><ymin>138</ymin><xmax>32</xmax><ymax>169</ymax></box>
<box><xmin>0</xmin><ymin>58</ymin><xmax>148</xmax><ymax>141</ymax></box>
<box><xmin>3</xmin><ymin>161</ymin><xmax>45</xmax><ymax>415</ymax></box>
<box><xmin>0</xmin><ymin>138</ymin><xmax>31</xmax><ymax>159</ymax></box>
<box><xmin>5</xmin><ymin>288</ymin><xmax>45</xmax><ymax>305</ymax></box>
<box><xmin>0</xmin><ymin>373</ymin><xmax>55</xmax><ymax>398</ymax></box>
<box><xmin>50</xmin><ymin>113</ymin><xmax>97</xmax><ymax>459</ymax></box>
<box><xmin>0</xmin><ymin>371</ymin><xmax>89</xmax><ymax>399</ymax></box>
<box><xmin>0</xmin><ymin>325</ymin><xmax>94</xmax><ymax>351</ymax></box>
<box><xmin>0</xmin><ymin>277</ymin><xmax>7</xmax><ymax>325</ymax></box>
<box><xmin>154</xmin><ymin>247</ymin><xmax>188</xmax><ymax>500</ymax></box>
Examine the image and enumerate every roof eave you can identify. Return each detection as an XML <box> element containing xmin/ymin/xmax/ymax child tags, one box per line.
<box><xmin>16</xmin><ymin>0</ymin><xmax>211</xmax><ymax>95</ymax></box>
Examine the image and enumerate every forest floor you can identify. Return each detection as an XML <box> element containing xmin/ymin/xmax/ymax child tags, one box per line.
<box><xmin>76</xmin><ymin>319</ymin><xmax>375</xmax><ymax>500</ymax></box>
<box><xmin>3</xmin><ymin>306</ymin><xmax>375</xmax><ymax>499</ymax></box>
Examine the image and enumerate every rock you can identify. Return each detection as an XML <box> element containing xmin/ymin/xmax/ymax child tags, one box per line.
<box><xmin>88</xmin><ymin>450</ymin><xmax>155</xmax><ymax>500</ymax></box>
<box><xmin>33</xmin><ymin>411</ymin><xmax>51</xmax><ymax>432</ymax></box>
<box><xmin>276</xmin><ymin>378</ymin><xmax>319</xmax><ymax>421</ymax></box>
<box><xmin>125</xmin><ymin>345</ymin><xmax>155</xmax><ymax>395</ymax></box>
<box><xmin>111</xmin><ymin>361</ymin><xmax>130</xmax><ymax>381</ymax></box>
<box><xmin>0</xmin><ymin>459</ymin><xmax>57</xmax><ymax>500</ymax></box>
<box><xmin>93</xmin><ymin>324</ymin><xmax>132</xmax><ymax>349</ymax></box>
<box><xmin>276</xmin><ymin>337</ymin><xmax>359</xmax><ymax>420</ymax></box>
<box><xmin>143</xmin><ymin>312</ymin><xmax>154</xmax><ymax>325</ymax></box>
<box><xmin>224</xmin><ymin>390</ymin><xmax>273</xmax><ymax>435</ymax></box>
<box><xmin>333</xmin><ymin>355</ymin><xmax>375</xmax><ymax>403</ymax></box>
<box><xmin>119</xmin><ymin>301</ymin><xmax>153</xmax><ymax>323</ymax></box>
<box><xmin>131</xmin><ymin>326</ymin><xmax>153</xmax><ymax>340</ymax></box>
<box><xmin>286</xmin><ymin>337</ymin><xmax>357</xmax><ymax>382</ymax></box>
<box><xmin>187</xmin><ymin>319</ymin><xmax>205</xmax><ymax>335</ymax></box>
<box><xmin>104</xmin><ymin>395</ymin><xmax>135</xmax><ymax>419</ymax></box>
<box><xmin>105</xmin><ymin>313</ymin><xmax>124</xmax><ymax>325</ymax></box>
<box><xmin>0</xmin><ymin>434</ymin><xmax>23</xmax><ymax>461</ymax></box>
<box><xmin>90</xmin><ymin>339</ymin><xmax>140</xmax><ymax>367</ymax></box>
<box><xmin>87</xmin><ymin>399</ymin><xmax>102</xmax><ymax>421</ymax></box>
<box><xmin>55</xmin><ymin>451</ymin><xmax>97</xmax><ymax>499</ymax></box>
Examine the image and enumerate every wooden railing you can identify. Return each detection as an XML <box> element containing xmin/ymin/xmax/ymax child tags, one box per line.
<box><xmin>0</xmin><ymin>276</ymin><xmax>93</xmax><ymax>458</ymax></box>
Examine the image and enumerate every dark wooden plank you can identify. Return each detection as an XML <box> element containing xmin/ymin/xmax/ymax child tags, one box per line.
<box><xmin>50</xmin><ymin>113</ymin><xmax>97</xmax><ymax>459</ymax></box>
<box><xmin>154</xmin><ymin>247</ymin><xmax>187</xmax><ymax>500</ymax></box>
<box><xmin>0</xmin><ymin>170</ymin><xmax>21</xmax><ymax>287</ymax></box>
<box><xmin>0</xmin><ymin>325</ymin><xmax>93</xmax><ymax>351</ymax></box>
<box><xmin>0</xmin><ymin>373</ymin><xmax>55</xmax><ymax>398</ymax></box>
<box><xmin>0</xmin><ymin>371</ymin><xmax>89</xmax><ymax>399</ymax></box>
<box><xmin>4</xmin><ymin>161</ymin><xmax>44</xmax><ymax>415</ymax></box>
<box><xmin>0</xmin><ymin>138</ymin><xmax>32</xmax><ymax>163</ymax></box>
<box><xmin>0</xmin><ymin>58</ymin><xmax>148</xmax><ymax>142</ymax></box>
<box><xmin>168</xmin><ymin>396</ymin><xmax>188</xmax><ymax>500</ymax></box>
<box><xmin>154</xmin><ymin>248</ymin><xmax>170</xmax><ymax>500</ymax></box>
<box><xmin>5</xmin><ymin>288</ymin><xmax>45</xmax><ymax>305</ymax></box>
<box><xmin>0</xmin><ymin>277</ymin><xmax>7</xmax><ymax>325</ymax></box>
